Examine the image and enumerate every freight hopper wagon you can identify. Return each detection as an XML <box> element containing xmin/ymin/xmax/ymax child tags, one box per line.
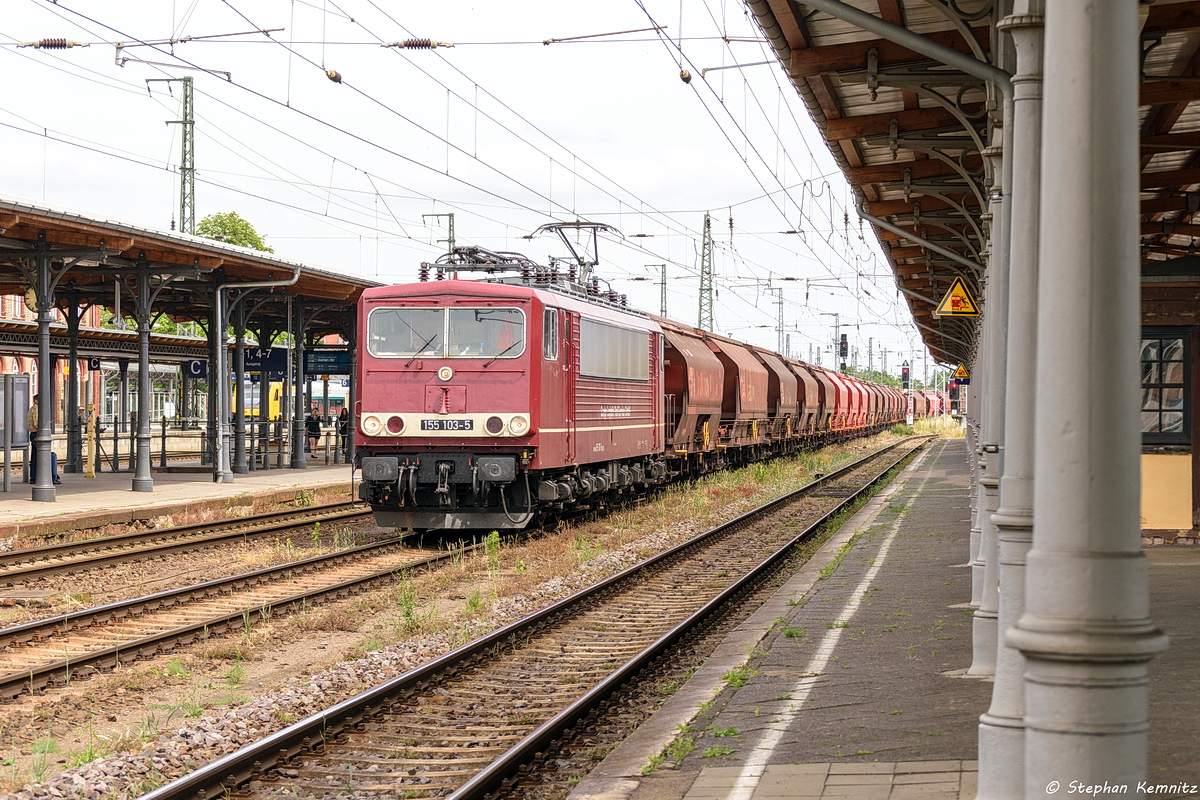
<box><xmin>356</xmin><ymin>231</ymin><xmax>906</xmax><ymax>532</ymax></box>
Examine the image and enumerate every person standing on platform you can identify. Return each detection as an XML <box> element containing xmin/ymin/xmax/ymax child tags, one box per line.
<box><xmin>306</xmin><ymin>412</ymin><xmax>321</xmax><ymax>454</ymax></box>
<box><xmin>27</xmin><ymin>394</ymin><xmax>60</xmax><ymax>485</ymax></box>
<box><xmin>338</xmin><ymin>407</ymin><xmax>350</xmax><ymax>458</ymax></box>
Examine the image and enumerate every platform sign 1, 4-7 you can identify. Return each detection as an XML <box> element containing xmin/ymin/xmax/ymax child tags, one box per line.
<box><xmin>304</xmin><ymin>350</ymin><xmax>350</xmax><ymax>376</ymax></box>
<box><xmin>243</xmin><ymin>347</ymin><xmax>287</xmax><ymax>372</ymax></box>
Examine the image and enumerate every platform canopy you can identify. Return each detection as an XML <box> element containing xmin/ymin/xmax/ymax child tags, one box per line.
<box><xmin>746</xmin><ymin>0</ymin><xmax>1200</xmax><ymax>365</ymax></box>
<box><xmin>0</xmin><ymin>196</ymin><xmax>379</xmax><ymax>340</ymax></box>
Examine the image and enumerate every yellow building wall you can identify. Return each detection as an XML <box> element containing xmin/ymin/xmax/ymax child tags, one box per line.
<box><xmin>1141</xmin><ymin>453</ymin><xmax>1192</xmax><ymax>530</ymax></box>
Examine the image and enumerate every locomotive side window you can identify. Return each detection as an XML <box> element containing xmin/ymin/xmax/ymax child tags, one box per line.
<box><xmin>579</xmin><ymin>318</ymin><xmax>649</xmax><ymax>381</ymax></box>
<box><xmin>1141</xmin><ymin>327</ymin><xmax>1190</xmax><ymax>444</ymax></box>
<box><xmin>367</xmin><ymin>307</ymin><xmax>525</xmax><ymax>359</ymax></box>
<box><xmin>543</xmin><ymin>308</ymin><xmax>559</xmax><ymax>360</ymax></box>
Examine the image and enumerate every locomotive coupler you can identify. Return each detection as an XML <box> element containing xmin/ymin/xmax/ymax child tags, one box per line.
<box><xmin>435</xmin><ymin>461</ymin><xmax>453</xmax><ymax>505</ymax></box>
<box><xmin>405</xmin><ymin>464</ymin><xmax>419</xmax><ymax>505</ymax></box>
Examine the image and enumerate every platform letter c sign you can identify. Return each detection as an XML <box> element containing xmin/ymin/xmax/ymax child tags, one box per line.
<box><xmin>188</xmin><ymin>360</ymin><xmax>207</xmax><ymax>379</ymax></box>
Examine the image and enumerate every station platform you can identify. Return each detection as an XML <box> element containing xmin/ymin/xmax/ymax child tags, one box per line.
<box><xmin>572</xmin><ymin>438</ymin><xmax>1200</xmax><ymax>800</ymax></box>
<box><xmin>0</xmin><ymin>460</ymin><xmax>356</xmax><ymax>542</ymax></box>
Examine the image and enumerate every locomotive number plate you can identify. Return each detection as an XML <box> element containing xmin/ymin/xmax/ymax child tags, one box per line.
<box><xmin>421</xmin><ymin>419</ymin><xmax>474</xmax><ymax>431</ymax></box>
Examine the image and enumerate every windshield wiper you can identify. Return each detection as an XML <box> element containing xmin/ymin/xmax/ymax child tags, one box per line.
<box><xmin>405</xmin><ymin>333</ymin><xmax>439</xmax><ymax>367</ymax></box>
<box><xmin>483</xmin><ymin>339</ymin><xmax>521</xmax><ymax>368</ymax></box>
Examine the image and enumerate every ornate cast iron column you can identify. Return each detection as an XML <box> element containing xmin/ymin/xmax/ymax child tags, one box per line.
<box><xmin>979</xmin><ymin>3</ymin><xmax>1044</xmax><ymax>795</ymax></box>
<box><xmin>1009</xmin><ymin>1</ymin><xmax>1166</xmax><ymax>792</ymax></box>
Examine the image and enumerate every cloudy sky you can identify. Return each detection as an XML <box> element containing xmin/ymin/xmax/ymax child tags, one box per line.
<box><xmin>1</xmin><ymin>0</ymin><xmax>933</xmax><ymax>377</ymax></box>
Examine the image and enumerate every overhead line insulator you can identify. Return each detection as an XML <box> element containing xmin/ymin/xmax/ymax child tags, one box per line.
<box><xmin>19</xmin><ymin>39</ymin><xmax>90</xmax><ymax>49</ymax></box>
<box><xmin>382</xmin><ymin>39</ymin><xmax>454</xmax><ymax>49</ymax></box>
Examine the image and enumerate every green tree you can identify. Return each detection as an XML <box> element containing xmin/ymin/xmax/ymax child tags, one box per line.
<box><xmin>196</xmin><ymin>211</ymin><xmax>274</xmax><ymax>253</ymax></box>
<box><xmin>843</xmin><ymin>366</ymin><xmax>901</xmax><ymax>388</ymax></box>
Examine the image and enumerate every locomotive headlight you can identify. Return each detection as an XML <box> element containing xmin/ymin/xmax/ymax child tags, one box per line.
<box><xmin>508</xmin><ymin>414</ymin><xmax>530</xmax><ymax>435</ymax></box>
<box><xmin>386</xmin><ymin>415</ymin><xmax>405</xmax><ymax>435</ymax></box>
<box><xmin>362</xmin><ymin>414</ymin><xmax>384</xmax><ymax>436</ymax></box>
<box><xmin>437</xmin><ymin>366</ymin><xmax>453</xmax><ymax>381</ymax></box>
<box><xmin>485</xmin><ymin>415</ymin><xmax>505</xmax><ymax>435</ymax></box>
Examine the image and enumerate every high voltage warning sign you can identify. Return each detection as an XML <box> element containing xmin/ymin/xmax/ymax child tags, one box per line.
<box><xmin>953</xmin><ymin>363</ymin><xmax>970</xmax><ymax>380</ymax></box>
<box><xmin>934</xmin><ymin>276</ymin><xmax>980</xmax><ymax>317</ymax></box>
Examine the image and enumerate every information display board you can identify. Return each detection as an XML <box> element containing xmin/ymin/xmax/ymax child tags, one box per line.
<box><xmin>304</xmin><ymin>350</ymin><xmax>350</xmax><ymax>376</ymax></box>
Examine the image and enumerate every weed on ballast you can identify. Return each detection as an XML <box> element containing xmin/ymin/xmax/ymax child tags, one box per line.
<box><xmin>485</xmin><ymin>530</ymin><xmax>501</xmax><ymax>572</ymax></box>
<box><xmin>465</xmin><ymin>587</ymin><xmax>487</xmax><ymax>615</ymax></box>
<box><xmin>223</xmin><ymin>657</ymin><xmax>246</xmax><ymax>686</ymax></box>
<box><xmin>572</xmin><ymin>534</ymin><xmax>601</xmax><ymax>564</ymax></box>
<box><xmin>30</xmin><ymin>736</ymin><xmax>59</xmax><ymax>781</ymax></box>
<box><xmin>394</xmin><ymin>572</ymin><xmax>431</xmax><ymax>635</ymax></box>
<box><xmin>65</xmin><ymin>733</ymin><xmax>111</xmax><ymax>768</ymax></box>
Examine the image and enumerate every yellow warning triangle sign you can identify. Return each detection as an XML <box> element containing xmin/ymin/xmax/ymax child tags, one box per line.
<box><xmin>953</xmin><ymin>363</ymin><xmax>970</xmax><ymax>380</ymax></box>
<box><xmin>934</xmin><ymin>276</ymin><xmax>980</xmax><ymax>316</ymax></box>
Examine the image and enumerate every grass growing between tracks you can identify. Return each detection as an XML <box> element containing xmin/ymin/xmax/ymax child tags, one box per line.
<box><xmin>339</xmin><ymin>430</ymin><xmax>923</xmax><ymax>660</ymax></box>
<box><xmin>915</xmin><ymin>415</ymin><xmax>965</xmax><ymax>438</ymax></box>
<box><xmin>0</xmin><ymin>433</ymin><xmax>932</xmax><ymax>795</ymax></box>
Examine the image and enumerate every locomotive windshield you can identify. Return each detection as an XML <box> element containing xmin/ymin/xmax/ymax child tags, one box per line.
<box><xmin>368</xmin><ymin>307</ymin><xmax>525</xmax><ymax>359</ymax></box>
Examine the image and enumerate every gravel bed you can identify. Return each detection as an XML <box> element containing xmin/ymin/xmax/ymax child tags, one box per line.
<box><xmin>0</xmin><ymin>518</ymin><xmax>383</xmax><ymax>629</ymax></box>
<box><xmin>3</xmin><ymin>437</ymin><xmax>898</xmax><ymax>799</ymax></box>
<box><xmin>2</xmin><ymin>520</ymin><xmax>702</xmax><ymax>800</ymax></box>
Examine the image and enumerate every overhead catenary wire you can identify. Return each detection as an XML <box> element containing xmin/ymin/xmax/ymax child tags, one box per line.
<box><xmin>9</xmin><ymin>0</ymin><xmax>917</xmax><ymax>358</ymax></box>
<box><xmin>632</xmin><ymin>0</ymin><xmax>914</xmax><ymax>331</ymax></box>
<box><xmin>0</xmin><ymin>23</ymin><xmax>428</xmax><ymax>238</ymax></box>
<box><xmin>21</xmin><ymin>1</ymin><xmax>792</xmax><ymax>276</ymax></box>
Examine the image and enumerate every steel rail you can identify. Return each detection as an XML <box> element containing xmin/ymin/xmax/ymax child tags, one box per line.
<box><xmin>449</xmin><ymin>437</ymin><xmax>928</xmax><ymax>800</ymax></box>
<box><xmin>140</xmin><ymin>436</ymin><xmax>930</xmax><ymax>800</ymax></box>
<box><xmin>8</xmin><ymin>447</ymin><xmax>298</xmax><ymax>471</ymax></box>
<box><xmin>0</xmin><ymin>502</ymin><xmax>367</xmax><ymax>585</ymax></box>
<box><xmin>0</xmin><ymin>534</ymin><xmax>463</xmax><ymax>700</ymax></box>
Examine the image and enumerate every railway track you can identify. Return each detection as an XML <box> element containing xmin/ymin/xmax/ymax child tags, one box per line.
<box><xmin>0</xmin><ymin>532</ymin><xmax>464</xmax><ymax>701</ymax></box>
<box><xmin>13</xmin><ymin>448</ymin><xmax>224</xmax><ymax>470</ymax></box>
<box><xmin>0</xmin><ymin>502</ymin><xmax>372</xmax><ymax>586</ymax></box>
<box><xmin>140</xmin><ymin>436</ymin><xmax>930</xmax><ymax>800</ymax></box>
<box><xmin>13</xmin><ymin>446</ymin><xmax>345</xmax><ymax>475</ymax></box>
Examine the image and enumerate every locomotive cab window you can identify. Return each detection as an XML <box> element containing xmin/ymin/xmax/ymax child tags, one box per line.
<box><xmin>367</xmin><ymin>307</ymin><xmax>443</xmax><ymax>357</ymax></box>
<box><xmin>367</xmin><ymin>307</ymin><xmax>525</xmax><ymax>359</ymax></box>
<box><xmin>447</xmin><ymin>308</ymin><xmax>524</xmax><ymax>358</ymax></box>
<box><xmin>543</xmin><ymin>308</ymin><xmax>559</xmax><ymax>361</ymax></box>
<box><xmin>1141</xmin><ymin>327</ymin><xmax>1190</xmax><ymax>445</ymax></box>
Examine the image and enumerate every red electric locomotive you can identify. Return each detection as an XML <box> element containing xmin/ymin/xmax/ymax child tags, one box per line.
<box><xmin>356</xmin><ymin>223</ymin><xmax>908</xmax><ymax>532</ymax></box>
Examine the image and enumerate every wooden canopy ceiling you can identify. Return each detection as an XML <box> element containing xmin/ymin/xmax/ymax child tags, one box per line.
<box><xmin>748</xmin><ymin>0</ymin><xmax>1200</xmax><ymax>365</ymax></box>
